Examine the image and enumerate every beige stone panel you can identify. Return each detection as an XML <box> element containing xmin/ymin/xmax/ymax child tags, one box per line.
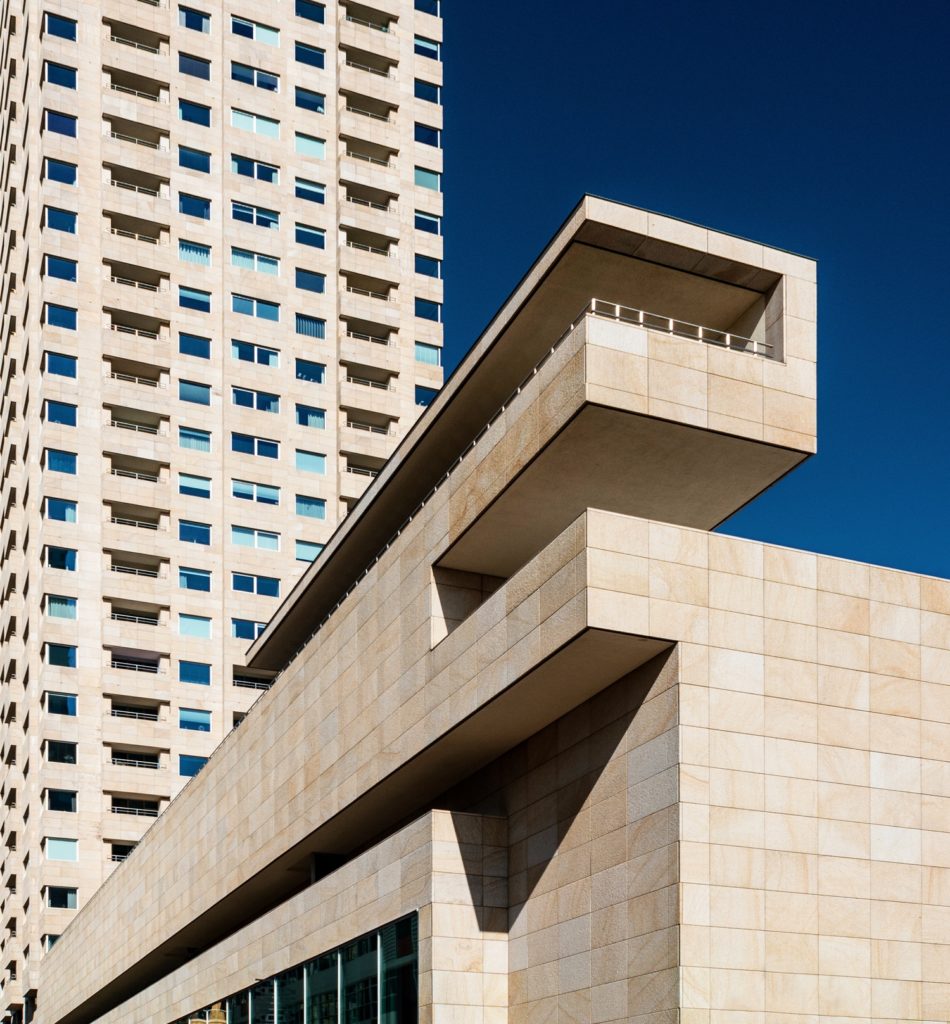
<box><xmin>765</xmin><ymin>581</ymin><xmax>818</xmax><ymax>627</ymax></box>
<box><xmin>764</xmin><ymin>618</ymin><xmax>818</xmax><ymax>663</ymax></box>
<box><xmin>707</xmin><ymin>374</ymin><xmax>763</xmax><ymax>423</ymax></box>
<box><xmin>921</xmin><ymin>576</ymin><xmax>950</xmax><ymax>614</ymax></box>
<box><xmin>764</xmin><ymin>656</ymin><xmax>818</xmax><ymax>704</ymax></box>
<box><xmin>818</xmin><ymin>591</ymin><xmax>870</xmax><ymax>635</ymax></box>
<box><xmin>764</xmin><ymin>970</ymin><xmax>819</xmax><ymax>1015</ymax></box>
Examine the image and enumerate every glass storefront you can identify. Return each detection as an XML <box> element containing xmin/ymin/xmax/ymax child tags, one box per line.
<box><xmin>174</xmin><ymin>915</ymin><xmax>417</xmax><ymax>1024</ymax></box>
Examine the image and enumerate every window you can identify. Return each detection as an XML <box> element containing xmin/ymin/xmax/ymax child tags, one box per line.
<box><xmin>231</xmin><ymin>15</ymin><xmax>279</xmax><ymax>44</ymax></box>
<box><xmin>180</xmin><ymin>99</ymin><xmax>211</xmax><ymax>126</ymax></box>
<box><xmin>179</xmin><ymin>473</ymin><xmax>211</xmax><ymax>499</ymax></box>
<box><xmin>415</xmin><ymin>210</ymin><xmax>442</xmax><ymax>235</ymax></box>
<box><xmin>295</xmin><ymin>132</ymin><xmax>325</xmax><ymax>158</ymax></box>
<box><xmin>180</xmin><ymin>660</ymin><xmax>211</xmax><ymax>685</ymax></box>
<box><xmin>45</xmin><ymin>303</ymin><xmax>77</xmax><ymax>330</ymax></box>
<box><xmin>295</xmin><ymin>450</ymin><xmax>325</xmax><ymax>474</ymax></box>
<box><xmin>45</xmin><ymin>497</ymin><xmax>77</xmax><ymax>522</ymax></box>
<box><xmin>231</xmin><ymin>62</ymin><xmax>279</xmax><ymax>92</ymax></box>
<box><xmin>179</xmin><ymin>520</ymin><xmax>211</xmax><ymax>545</ymax></box>
<box><xmin>45</xmin><ymin>351</ymin><xmax>77</xmax><ymax>377</ymax></box>
<box><xmin>179</xmin><ymin>613</ymin><xmax>211</xmax><ymax>638</ymax></box>
<box><xmin>415</xmin><ymin>35</ymin><xmax>441</xmax><ymax>60</ymax></box>
<box><xmin>295</xmin><ymin>178</ymin><xmax>325</xmax><ymax>204</ymax></box>
<box><xmin>44</xmin><ymin>255</ymin><xmax>77</xmax><ymax>281</ymax></box>
<box><xmin>416</xmin><ymin>385</ymin><xmax>438</xmax><ymax>407</ymax></box>
<box><xmin>179</xmin><ymin>285</ymin><xmax>211</xmax><ymax>313</ymax></box>
<box><xmin>45</xmin><ymin>547</ymin><xmax>77</xmax><ymax>571</ymax></box>
<box><xmin>44</xmin><ymin>61</ymin><xmax>76</xmax><ymax>89</ymax></box>
<box><xmin>44</xmin><ymin>157</ymin><xmax>78</xmax><ymax>185</ymax></box>
<box><xmin>46</xmin><ymin>839</ymin><xmax>79</xmax><ymax>862</ymax></box>
<box><xmin>296</xmin><ymin>87</ymin><xmax>325</xmax><ymax>113</ymax></box>
<box><xmin>232</xmin><ymin>387</ymin><xmax>279</xmax><ymax>413</ymax></box>
<box><xmin>295</xmin><ymin>42</ymin><xmax>325</xmax><ymax>69</ymax></box>
<box><xmin>231</xmin><ymin>526</ymin><xmax>279</xmax><ymax>550</ymax></box>
<box><xmin>45</xmin><ymin>207</ymin><xmax>77</xmax><ymax>233</ymax></box>
<box><xmin>416</xmin><ymin>297</ymin><xmax>442</xmax><ymax>322</ymax></box>
<box><xmin>295</xmin><ymin>313</ymin><xmax>325</xmax><ymax>338</ymax></box>
<box><xmin>295</xmin><ymin>404</ymin><xmax>325</xmax><ymax>429</ymax></box>
<box><xmin>296</xmin><ymin>359</ymin><xmax>325</xmax><ymax>383</ymax></box>
<box><xmin>179</xmin><ymin>145</ymin><xmax>211</xmax><ymax>173</ymax></box>
<box><xmin>180</xmin><ymin>708</ymin><xmax>211</xmax><ymax>732</ymax></box>
<box><xmin>232</xmin><ymin>294</ymin><xmax>279</xmax><ymax>321</ymax></box>
<box><xmin>232</xmin><ymin>247</ymin><xmax>279</xmax><ymax>275</ymax></box>
<box><xmin>180</xmin><ymin>332</ymin><xmax>211</xmax><ymax>359</ymax></box>
<box><xmin>179</xmin><ymin>426</ymin><xmax>211</xmax><ymax>452</ymax></box>
<box><xmin>232</xmin><ymin>200</ymin><xmax>279</xmax><ymax>229</ymax></box>
<box><xmin>296</xmin><ymin>494</ymin><xmax>326</xmax><ymax>519</ymax></box>
<box><xmin>47</xmin><ymin>693</ymin><xmax>78</xmax><ymax>716</ymax></box>
<box><xmin>45</xmin><ymin>110</ymin><xmax>77</xmax><ymax>137</ymax></box>
<box><xmin>415</xmin><ymin>254</ymin><xmax>441</xmax><ymax>278</ymax></box>
<box><xmin>179</xmin><ymin>193</ymin><xmax>211</xmax><ymax>219</ymax></box>
<box><xmin>231</xmin><ymin>340</ymin><xmax>279</xmax><ymax>366</ymax></box>
<box><xmin>295</xmin><ymin>268</ymin><xmax>325</xmax><ymax>293</ymax></box>
<box><xmin>46</xmin><ymin>644</ymin><xmax>77</xmax><ymax>668</ymax></box>
<box><xmin>415</xmin><ymin>341</ymin><xmax>441</xmax><ymax>365</ymax></box>
<box><xmin>231</xmin><ymin>108</ymin><xmax>279</xmax><ymax>138</ymax></box>
<box><xmin>180</xmin><ymin>567</ymin><xmax>211</xmax><ymax>591</ymax></box>
<box><xmin>231</xmin><ymin>618</ymin><xmax>266</xmax><ymax>640</ymax></box>
<box><xmin>295</xmin><ymin>0</ymin><xmax>325</xmax><ymax>22</ymax></box>
<box><xmin>296</xmin><ymin>540</ymin><xmax>324</xmax><ymax>562</ymax></box>
<box><xmin>415</xmin><ymin>78</ymin><xmax>441</xmax><ymax>104</ymax></box>
<box><xmin>231</xmin><ymin>154</ymin><xmax>278</xmax><ymax>183</ymax></box>
<box><xmin>232</xmin><ymin>479</ymin><xmax>279</xmax><ymax>505</ymax></box>
<box><xmin>44</xmin><ymin>12</ymin><xmax>77</xmax><ymax>39</ymax></box>
<box><xmin>231</xmin><ymin>432</ymin><xmax>279</xmax><ymax>458</ymax></box>
<box><xmin>233</xmin><ymin>572</ymin><xmax>280</xmax><ymax>597</ymax></box>
<box><xmin>179</xmin><ymin>754</ymin><xmax>208</xmax><ymax>778</ymax></box>
<box><xmin>179</xmin><ymin>5</ymin><xmax>210</xmax><ymax>32</ymax></box>
<box><xmin>179</xmin><ymin>380</ymin><xmax>211</xmax><ymax>405</ymax></box>
<box><xmin>45</xmin><ymin>400</ymin><xmax>77</xmax><ymax>426</ymax></box>
<box><xmin>47</xmin><ymin>887</ymin><xmax>78</xmax><ymax>910</ymax></box>
<box><xmin>179</xmin><ymin>239</ymin><xmax>211</xmax><ymax>266</ymax></box>
<box><xmin>179</xmin><ymin>53</ymin><xmax>211</xmax><ymax>79</ymax></box>
<box><xmin>47</xmin><ymin>790</ymin><xmax>77</xmax><ymax>812</ymax></box>
<box><xmin>416</xmin><ymin>0</ymin><xmax>440</xmax><ymax>12</ymax></box>
<box><xmin>415</xmin><ymin>167</ymin><xmax>441</xmax><ymax>191</ymax></box>
<box><xmin>47</xmin><ymin>741</ymin><xmax>77</xmax><ymax>764</ymax></box>
<box><xmin>295</xmin><ymin>223</ymin><xmax>325</xmax><ymax>249</ymax></box>
<box><xmin>415</xmin><ymin>123</ymin><xmax>441</xmax><ymax>148</ymax></box>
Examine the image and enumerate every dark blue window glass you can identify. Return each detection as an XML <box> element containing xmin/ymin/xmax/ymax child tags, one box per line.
<box><xmin>179</xmin><ymin>53</ymin><xmax>211</xmax><ymax>79</ymax></box>
<box><xmin>46</xmin><ymin>547</ymin><xmax>77</xmax><ymax>571</ymax></box>
<box><xmin>415</xmin><ymin>79</ymin><xmax>441</xmax><ymax>104</ymax></box>
<box><xmin>232</xmin><ymin>619</ymin><xmax>264</xmax><ymax>640</ymax></box>
<box><xmin>295</xmin><ymin>42</ymin><xmax>325</xmax><ymax>68</ymax></box>
<box><xmin>414</xmin><ymin>123</ymin><xmax>440</xmax><ymax>147</ymax></box>
<box><xmin>45</xmin><ymin>255</ymin><xmax>77</xmax><ymax>281</ymax></box>
<box><xmin>179</xmin><ymin>333</ymin><xmax>211</xmax><ymax>358</ymax></box>
<box><xmin>295</xmin><ymin>87</ymin><xmax>325</xmax><ymax>113</ymax></box>
<box><xmin>47</xmin><ymin>643</ymin><xmax>77</xmax><ymax>667</ymax></box>
<box><xmin>45</xmin><ymin>158</ymin><xmax>78</xmax><ymax>185</ymax></box>
<box><xmin>415</xmin><ymin>254</ymin><xmax>441</xmax><ymax>278</ymax></box>
<box><xmin>46</xmin><ymin>449</ymin><xmax>77</xmax><ymax>474</ymax></box>
<box><xmin>45</xmin><ymin>111</ymin><xmax>77</xmax><ymax>137</ymax></box>
<box><xmin>295</xmin><ymin>269</ymin><xmax>325</xmax><ymax>293</ymax></box>
<box><xmin>414</xmin><ymin>210</ymin><xmax>441</xmax><ymax>235</ymax></box>
<box><xmin>179</xmin><ymin>286</ymin><xmax>212</xmax><ymax>312</ymax></box>
<box><xmin>45</xmin><ymin>207</ymin><xmax>77</xmax><ymax>233</ymax></box>
<box><xmin>180</xmin><ymin>660</ymin><xmax>211</xmax><ymax>685</ymax></box>
<box><xmin>48</xmin><ymin>693</ymin><xmax>78</xmax><ymax>716</ymax></box>
<box><xmin>231</xmin><ymin>16</ymin><xmax>253</xmax><ymax>38</ymax></box>
<box><xmin>179</xmin><ymin>145</ymin><xmax>211</xmax><ymax>173</ymax></box>
<box><xmin>415</xmin><ymin>0</ymin><xmax>439</xmax><ymax>12</ymax></box>
<box><xmin>414</xmin><ymin>35</ymin><xmax>441</xmax><ymax>60</ymax></box>
<box><xmin>179</xmin><ymin>193</ymin><xmax>211</xmax><ymax>219</ymax></box>
<box><xmin>46</xmin><ymin>400</ymin><xmax>77</xmax><ymax>425</ymax></box>
<box><xmin>179</xmin><ymin>380</ymin><xmax>211</xmax><ymax>404</ymax></box>
<box><xmin>179</xmin><ymin>567</ymin><xmax>211</xmax><ymax>592</ymax></box>
<box><xmin>45</xmin><ymin>352</ymin><xmax>77</xmax><ymax>377</ymax></box>
<box><xmin>179</xmin><ymin>99</ymin><xmax>211</xmax><ymax>126</ymax></box>
<box><xmin>179</xmin><ymin>520</ymin><xmax>211</xmax><ymax>544</ymax></box>
<box><xmin>45</xmin><ymin>13</ymin><xmax>76</xmax><ymax>40</ymax></box>
<box><xmin>179</xmin><ymin>6</ymin><xmax>210</xmax><ymax>32</ymax></box>
<box><xmin>180</xmin><ymin>754</ymin><xmax>208</xmax><ymax>778</ymax></box>
<box><xmin>45</xmin><ymin>305</ymin><xmax>77</xmax><ymax>330</ymax></box>
<box><xmin>415</xmin><ymin>297</ymin><xmax>442</xmax><ymax>322</ymax></box>
<box><xmin>45</xmin><ymin>62</ymin><xmax>76</xmax><ymax>88</ymax></box>
<box><xmin>295</xmin><ymin>0</ymin><xmax>324</xmax><ymax>21</ymax></box>
<box><xmin>295</xmin><ymin>359</ymin><xmax>325</xmax><ymax>383</ymax></box>
<box><xmin>416</xmin><ymin>385</ymin><xmax>438</xmax><ymax>407</ymax></box>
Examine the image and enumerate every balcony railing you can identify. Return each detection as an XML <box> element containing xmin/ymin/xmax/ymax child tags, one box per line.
<box><xmin>345</xmin><ymin>194</ymin><xmax>389</xmax><ymax>212</ymax></box>
<box><xmin>345</xmin><ymin>329</ymin><xmax>391</xmax><ymax>345</ymax></box>
<box><xmin>111</xmin><ymin>852</ymin><xmax>130</xmax><ymax>862</ymax></box>
<box><xmin>586</xmin><ymin>299</ymin><xmax>772</xmax><ymax>358</ymax></box>
<box><xmin>344</xmin><ymin>59</ymin><xmax>393</xmax><ymax>79</ymax></box>
<box><xmin>110</xmin><ymin>658</ymin><xmax>159</xmax><ymax>673</ymax></box>
<box><xmin>110</xmin><ymin>83</ymin><xmax>162</xmax><ymax>103</ymax></box>
<box><xmin>110</xmin><ymin>562</ymin><xmax>160</xmax><ymax>577</ymax></box>
<box><xmin>111</xmin><ymin>227</ymin><xmax>160</xmax><ymax>245</ymax></box>
<box><xmin>346</xmin><ymin>285</ymin><xmax>392</xmax><ymax>301</ymax></box>
<box><xmin>345</xmin><ymin>104</ymin><xmax>390</xmax><ymax>123</ymax></box>
<box><xmin>346</xmin><ymin>149</ymin><xmax>390</xmax><ymax>167</ymax></box>
<box><xmin>345</xmin><ymin>240</ymin><xmax>392</xmax><ymax>257</ymax></box>
<box><xmin>109</xmin><ymin>131</ymin><xmax>163</xmax><ymax>151</ymax></box>
<box><xmin>346</xmin><ymin>374</ymin><xmax>393</xmax><ymax>390</ymax></box>
<box><xmin>110</xmin><ymin>418</ymin><xmax>160</xmax><ymax>435</ymax></box>
<box><xmin>346</xmin><ymin>419</ymin><xmax>390</xmax><ymax>436</ymax></box>
<box><xmin>111</xmin><ymin>756</ymin><xmax>160</xmax><ymax>769</ymax></box>
<box><xmin>112</xmin><ymin>803</ymin><xmax>159</xmax><ymax>815</ymax></box>
<box><xmin>110</xmin><ymin>323</ymin><xmax>159</xmax><ymax>340</ymax></box>
<box><xmin>110</xmin><ymin>34</ymin><xmax>161</xmax><ymax>55</ymax></box>
<box><xmin>111</xmin><ymin>467</ymin><xmax>160</xmax><ymax>483</ymax></box>
<box><xmin>110</xmin><ymin>612</ymin><xmax>159</xmax><ymax>626</ymax></box>
<box><xmin>345</xmin><ymin>14</ymin><xmax>389</xmax><ymax>32</ymax></box>
<box><xmin>233</xmin><ymin>676</ymin><xmax>272</xmax><ymax>691</ymax></box>
<box><xmin>110</xmin><ymin>515</ymin><xmax>160</xmax><ymax>531</ymax></box>
<box><xmin>346</xmin><ymin>465</ymin><xmax>379</xmax><ymax>478</ymax></box>
<box><xmin>110</xmin><ymin>275</ymin><xmax>160</xmax><ymax>292</ymax></box>
<box><xmin>111</xmin><ymin>708</ymin><xmax>159</xmax><ymax>721</ymax></box>
<box><xmin>110</xmin><ymin>178</ymin><xmax>160</xmax><ymax>198</ymax></box>
<box><xmin>110</xmin><ymin>371</ymin><xmax>163</xmax><ymax>387</ymax></box>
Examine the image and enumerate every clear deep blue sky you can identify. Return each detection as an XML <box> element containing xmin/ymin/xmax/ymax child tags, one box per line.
<box><xmin>439</xmin><ymin>0</ymin><xmax>950</xmax><ymax>579</ymax></box>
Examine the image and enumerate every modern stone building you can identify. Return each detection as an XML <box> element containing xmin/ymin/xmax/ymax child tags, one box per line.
<box><xmin>33</xmin><ymin>196</ymin><xmax>950</xmax><ymax>1023</ymax></box>
<box><xmin>0</xmin><ymin>0</ymin><xmax>443</xmax><ymax>1015</ymax></box>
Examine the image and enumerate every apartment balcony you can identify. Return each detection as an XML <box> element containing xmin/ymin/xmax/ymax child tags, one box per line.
<box><xmin>103</xmin><ymin>649</ymin><xmax>170</xmax><ymax>704</ymax></box>
<box><xmin>103</xmin><ymin>20</ymin><xmax>169</xmax><ymax>71</ymax></box>
<box><xmin>104</xmin><ymin>501</ymin><xmax>168</xmax><ymax>550</ymax></box>
<box><xmin>103</xmin><ymin>211</ymin><xmax>170</xmax><ymax>269</ymax></box>
<box><xmin>104</xmin><ymin>66</ymin><xmax>168</xmax><ymax>108</ymax></box>
<box><xmin>104</xmin><ymin>453</ymin><xmax>167</xmax><ymax>505</ymax></box>
<box><xmin>340</xmin><ymin>44</ymin><xmax>398</xmax><ymax>91</ymax></box>
<box><xmin>340</xmin><ymin>136</ymin><xmax>399</xmax><ymax>189</ymax></box>
<box><xmin>103</xmin><ymin>357</ymin><xmax>168</xmax><ymax>413</ymax></box>
<box><xmin>340</xmin><ymin>370</ymin><xmax>400</xmax><ymax>418</ymax></box>
<box><xmin>341</xmin><ymin>2</ymin><xmax>399</xmax><ymax>41</ymax></box>
<box><xmin>103</xmin><ymin>599</ymin><xmax>167</xmax><ymax>652</ymax></box>
<box><xmin>339</xmin><ymin>96</ymin><xmax>399</xmax><ymax>150</ymax></box>
<box><xmin>341</xmin><ymin>179</ymin><xmax>397</xmax><ymax>219</ymax></box>
<box><xmin>105</xmin><ymin>165</ymin><xmax>170</xmax><ymax>219</ymax></box>
<box><xmin>102</xmin><ymin>115</ymin><xmax>169</xmax><ymax>168</ymax></box>
<box><xmin>102</xmin><ymin>701</ymin><xmax>166</xmax><ymax>750</ymax></box>
<box><xmin>341</xmin><ymin>408</ymin><xmax>398</xmax><ymax>459</ymax></box>
<box><xmin>339</xmin><ymin>452</ymin><xmax>383</xmax><ymax>502</ymax></box>
<box><xmin>104</xmin><ymin>309</ymin><xmax>170</xmax><ymax>363</ymax></box>
<box><xmin>103</xmin><ymin>745</ymin><xmax>168</xmax><ymax>792</ymax></box>
<box><xmin>341</xmin><ymin>226</ymin><xmax>398</xmax><ymax>274</ymax></box>
<box><xmin>340</xmin><ymin>318</ymin><xmax>401</xmax><ymax>370</ymax></box>
<box><xmin>103</xmin><ymin>259</ymin><xmax>169</xmax><ymax>303</ymax></box>
<box><xmin>103</xmin><ymin>409</ymin><xmax>169</xmax><ymax>469</ymax></box>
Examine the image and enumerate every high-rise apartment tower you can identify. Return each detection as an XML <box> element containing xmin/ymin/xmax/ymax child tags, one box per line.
<box><xmin>0</xmin><ymin>0</ymin><xmax>443</xmax><ymax>1015</ymax></box>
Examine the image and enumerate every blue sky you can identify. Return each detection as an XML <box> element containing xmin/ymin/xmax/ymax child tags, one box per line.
<box><xmin>439</xmin><ymin>0</ymin><xmax>950</xmax><ymax>579</ymax></box>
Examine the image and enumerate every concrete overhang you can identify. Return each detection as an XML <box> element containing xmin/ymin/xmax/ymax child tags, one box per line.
<box><xmin>250</xmin><ymin>196</ymin><xmax>814</xmax><ymax>670</ymax></box>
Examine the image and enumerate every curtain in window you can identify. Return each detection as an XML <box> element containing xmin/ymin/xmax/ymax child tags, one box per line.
<box><xmin>296</xmin><ymin>495</ymin><xmax>326</xmax><ymax>519</ymax></box>
<box><xmin>180</xmin><ymin>240</ymin><xmax>211</xmax><ymax>265</ymax></box>
<box><xmin>295</xmin><ymin>314</ymin><xmax>325</xmax><ymax>339</ymax></box>
<box><xmin>47</xmin><ymin>595</ymin><xmax>76</xmax><ymax>618</ymax></box>
<box><xmin>297</xmin><ymin>406</ymin><xmax>325</xmax><ymax>429</ymax></box>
